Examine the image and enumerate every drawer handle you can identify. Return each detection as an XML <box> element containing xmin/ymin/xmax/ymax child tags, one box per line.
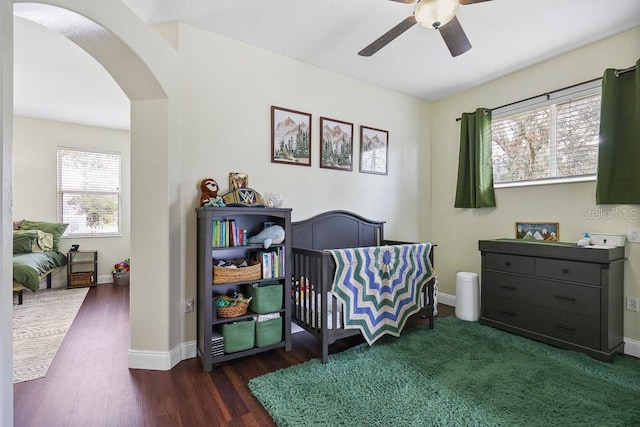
<box><xmin>561</xmin><ymin>268</ymin><xmax>570</xmax><ymax>274</ymax></box>
<box><xmin>555</xmin><ymin>295</ymin><xmax>576</xmax><ymax>302</ymax></box>
<box><xmin>500</xmin><ymin>285</ymin><xmax>517</xmax><ymax>290</ymax></box>
<box><xmin>499</xmin><ymin>310</ymin><xmax>516</xmax><ymax>316</ymax></box>
<box><xmin>554</xmin><ymin>323</ymin><xmax>576</xmax><ymax>331</ymax></box>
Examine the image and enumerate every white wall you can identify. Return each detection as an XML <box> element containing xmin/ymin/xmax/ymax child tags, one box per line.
<box><xmin>431</xmin><ymin>27</ymin><xmax>640</xmax><ymax>342</ymax></box>
<box><xmin>177</xmin><ymin>23</ymin><xmax>433</xmax><ymax>343</ymax></box>
<box><xmin>1</xmin><ymin>0</ymin><xmax>13</xmax><ymax>423</ymax></box>
<box><xmin>13</xmin><ymin>116</ymin><xmax>131</xmax><ymax>283</ymax></box>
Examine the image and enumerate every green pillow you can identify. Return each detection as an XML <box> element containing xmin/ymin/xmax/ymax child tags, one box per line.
<box><xmin>19</xmin><ymin>220</ymin><xmax>69</xmax><ymax>251</ymax></box>
<box><xmin>13</xmin><ymin>233</ymin><xmax>36</xmax><ymax>254</ymax></box>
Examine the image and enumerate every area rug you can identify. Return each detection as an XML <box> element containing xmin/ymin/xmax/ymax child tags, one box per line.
<box><xmin>249</xmin><ymin>316</ymin><xmax>640</xmax><ymax>426</ymax></box>
<box><xmin>13</xmin><ymin>287</ymin><xmax>89</xmax><ymax>383</ymax></box>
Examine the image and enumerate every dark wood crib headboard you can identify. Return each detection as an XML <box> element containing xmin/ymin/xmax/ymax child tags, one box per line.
<box><xmin>291</xmin><ymin>210</ymin><xmax>385</xmax><ymax>250</ymax></box>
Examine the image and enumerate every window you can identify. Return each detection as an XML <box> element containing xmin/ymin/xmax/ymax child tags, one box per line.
<box><xmin>491</xmin><ymin>81</ymin><xmax>601</xmax><ymax>186</ymax></box>
<box><xmin>57</xmin><ymin>148</ymin><xmax>121</xmax><ymax>236</ymax></box>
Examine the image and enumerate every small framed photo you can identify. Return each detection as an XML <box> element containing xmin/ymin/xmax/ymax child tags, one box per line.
<box><xmin>271</xmin><ymin>106</ymin><xmax>312</xmax><ymax>167</ymax></box>
<box><xmin>360</xmin><ymin>126</ymin><xmax>388</xmax><ymax>175</ymax></box>
<box><xmin>320</xmin><ymin>117</ymin><xmax>353</xmax><ymax>171</ymax></box>
<box><xmin>229</xmin><ymin>172</ymin><xmax>248</xmax><ymax>191</ymax></box>
<box><xmin>515</xmin><ymin>222</ymin><xmax>559</xmax><ymax>242</ymax></box>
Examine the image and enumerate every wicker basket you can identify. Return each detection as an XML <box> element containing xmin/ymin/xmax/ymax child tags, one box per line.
<box><xmin>216</xmin><ymin>301</ymin><xmax>250</xmax><ymax>318</ymax></box>
<box><xmin>213</xmin><ymin>259</ymin><xmax>261</xmax><ymax>284</ymax></box>
<box><xmin>70</xmin><ymin>272</ymin><xmax>93</xmax><ymax>287</ymax></box>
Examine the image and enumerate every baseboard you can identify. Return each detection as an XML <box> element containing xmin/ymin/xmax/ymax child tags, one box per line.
<box><xmin>128</xmin><ymin>341</ymin><xmax>197</xmax><ymax>370</ymax></box>
<box><xmin>97</xmin><ymin>274</ymin><xmax>114</xmax><ymax>284</ymax></box>
<box><xmin>624</xmin><ymin>337</ymin><xmax>640</xmax><ymax>358</ymax></box>
<box><xmin>437</xmin><ymin>292</ymin><xmax>455</xmax><ymax>307</ymax></box>
<box><xmin>182</xmin><ymin>340</ymin><xmax>197</xmax><ymax>360</ymax></box>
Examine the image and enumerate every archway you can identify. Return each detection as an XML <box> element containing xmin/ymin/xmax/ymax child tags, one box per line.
<box><xmin>2</xmin><ymin>2</ymin><xmax>183</xmax><ymax>424</ymax></box>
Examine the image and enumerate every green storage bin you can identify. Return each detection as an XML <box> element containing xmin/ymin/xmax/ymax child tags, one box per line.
<box><xmin>247</xmin><ymin>284</ymin><xmax>283</xmax><ymax>314</ymax></box>
<box><xmin>221</xmin><ymin>320</ymin><xmax>255</xmax><ymax>353</ymax></box>
<box><xmin>255</xmin><ymin>317</ymin><xmax>283</xmax><ymax>347</ymax></box>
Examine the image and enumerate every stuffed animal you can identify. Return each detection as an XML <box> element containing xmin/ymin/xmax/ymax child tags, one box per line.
<box><xmin>267</xmin><ymin>193</ymin><xmax>284</xmax><ymax>208</ymax></box>
<box><xmin>247</xmin><ymin>224</ymin><xmax>285</xmax><ymax>249</ymax></box>
<box><xmin>200</xmin><ymin>178</ymin><xmax>225</xmax><ymax>207</ymax></box>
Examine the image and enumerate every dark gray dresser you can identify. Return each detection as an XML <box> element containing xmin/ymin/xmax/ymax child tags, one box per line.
<box><xmin>479</xmin><ymin>239</ymin><xmax>625</xmax><ymax>362</ymax></box>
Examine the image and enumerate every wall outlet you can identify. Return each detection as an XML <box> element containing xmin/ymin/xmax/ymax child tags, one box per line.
<box><xmin>626</xmin><ymin>296</ymin><xmax>639</xmax><ymax>312</ymax></box>
<box><xmin>628</xmin><ymin>228</ymin><xmax>640</xmax><ymax>244</ymax></box>
<box><xmin>185</xmin><ymin>298</ymin><xmax>194</xmax><ymax>313</ymax></box>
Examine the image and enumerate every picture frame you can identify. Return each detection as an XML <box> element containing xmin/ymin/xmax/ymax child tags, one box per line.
<box><xmin>320</xmin><ymin>117</ymin><xmax>353</xmax><ymax>171</ymax></box>
<box><xmin>229</xmin><ymin>172</ymin><xmax>248</xmax><ymax>191</ymax></box>
<box><xmin>360</xmin><ymin>126</ymin><xmax>388</xmax><ymax>175</ymax></box>
<box><xmin>515</xmin><ymin>222</ymin><xmax>559</xmax><ymax>242</ymax></box>
<box><xmin>271</xmin><ymin>106</ymin><xmax>312</xmax><ymax>167</ymax></box>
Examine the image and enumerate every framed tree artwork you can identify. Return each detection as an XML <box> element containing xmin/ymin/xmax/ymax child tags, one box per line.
<box><xmin>271</xmin><ymin>106</ymin><xmax>312</xmax><ymax>167</ymax></box>
<box><xmin>360</xmin><ymin>126</ymin><xmax>388</xmax><ymax>175</ymax></box>
<box><xmin>320</xmin><ymin>117</ymin><xmax>353</xmax><ymax>171</ymax></box>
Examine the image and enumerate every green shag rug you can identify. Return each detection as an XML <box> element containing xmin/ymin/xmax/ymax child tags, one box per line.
<box><xmin>249</xmin><ymin>317</ymin><xmax>640</xmax><ymax>426</ymax></box>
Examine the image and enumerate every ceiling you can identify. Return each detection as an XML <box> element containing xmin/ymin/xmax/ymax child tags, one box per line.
<box><xmin>13</xmin><ymin>0</ymin><xmax>640</xmax><ymax>130</ymax></box>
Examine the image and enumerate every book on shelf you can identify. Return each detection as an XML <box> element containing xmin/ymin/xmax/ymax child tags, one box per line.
<box><xmin>212</xmin><ymin>219</ymin><xmax>248</xmax><ymax>247</ymax></box>
<box><xmin>254</xmin><ymin>246</ymin><xmax>285</xmax><ymax>279</ymax></box>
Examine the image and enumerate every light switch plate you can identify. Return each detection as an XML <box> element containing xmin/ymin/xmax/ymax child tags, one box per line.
<box><xmin>628</xmin><ymin>228</ymin><xmax>640</xmax><ymax>244</ymax></box>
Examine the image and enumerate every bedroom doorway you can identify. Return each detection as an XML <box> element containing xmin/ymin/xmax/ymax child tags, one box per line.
<box><xmin>5</xmin><ymin>2</ymin><xmax>177</xmax><ymax>423</ymax></box>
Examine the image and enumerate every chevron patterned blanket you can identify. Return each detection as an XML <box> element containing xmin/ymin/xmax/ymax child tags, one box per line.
<box><xmin>328</xmin><ymin>243</ymin><xmax>434</xmax><ymax>345</ymax></box>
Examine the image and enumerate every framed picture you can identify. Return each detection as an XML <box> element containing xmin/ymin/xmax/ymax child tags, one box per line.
<box><xmin>271</xmin><ymin>106</ymin><xmax>312</xmax><ymax>167</ymax></box>
<box><xmin>360</xmin><ymin>126</ymin><xmax>388</xmax><ymax>175</ymax></box>
<box><xmin>320</xmin><ymin>117</ymin><xmax>353</xmax><ymax>171</ymax></box>
<box><xmin>229</xmin><ymin>172</ymin><xmax>248</xmax><ymax>191</ymax></box>
<box><xmin>515</xmin><ymin>222</ymin><xmax>559</xmax><ymax>242</ymax></box>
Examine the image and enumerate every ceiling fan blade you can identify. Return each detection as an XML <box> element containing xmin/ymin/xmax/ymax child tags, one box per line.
<box><xmin>439</xmin><ymin>16</ymin><xmax>471</xmax><ymax>57</ymax></box>
<box><xmin>458</xmin><ymin>0</ymin><xmax>493</xmax><ymax>4</ymax></box>
<box><xmin>358</xmin><ymin>16</ymin><xmax>417</xmax><ymax>57</ymax></box>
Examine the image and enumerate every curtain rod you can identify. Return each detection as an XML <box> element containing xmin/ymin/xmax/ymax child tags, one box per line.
<box><xmin>455</xmin><ymin>64</ymin><xmax>637</xmax><ymax>122</ymax></box>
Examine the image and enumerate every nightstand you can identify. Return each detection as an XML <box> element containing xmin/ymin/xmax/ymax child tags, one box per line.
<box><xmin>67</xmin><ymin>250</ymin><xmax>98</xmax><ymax>288</ymax></box>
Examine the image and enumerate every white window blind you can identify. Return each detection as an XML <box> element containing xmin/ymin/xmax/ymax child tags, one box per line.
<box><xmin>57</xmin><ymin>148</ymin><xmax>121</xmax><ymax>236</ymax></box>
<box><xmin>491</xmin><ymin>81</ymin><xmax>601</xmax><ymax>186</ymax></box>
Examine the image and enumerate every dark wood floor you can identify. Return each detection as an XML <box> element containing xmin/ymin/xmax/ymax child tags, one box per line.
<box><xmin>13</xmin><ymin>284</ymin><xmax>454</xmax><ymax>426</ymax></box>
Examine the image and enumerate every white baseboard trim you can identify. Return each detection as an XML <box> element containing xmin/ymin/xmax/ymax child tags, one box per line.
<box><xmin>182</xmin><ymin>340</ymin><xmax>197</xmax><ymax>360</ymax></box>
<box><xmin>623</xmin><ymin>337</ymin><xmax>640</xmax><ymax>358</ymax></box>
<box><xmin>128</xmin><ymin>341</ymin><xmax>197</xmax><ymax>371</ymax></box>
<box><xmin>97</xmin><ymin>274</ymin><xmax>114</xmax><ymax>284</ymax></box>
<box><xmin>437</xmin><ymin>292</ymin><xmax>455</xmax><ymax>307</ymax></box>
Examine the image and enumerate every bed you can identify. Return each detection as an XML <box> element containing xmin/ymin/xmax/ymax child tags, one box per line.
<box><xmin>12</xmin><ymin>220</ymin><xmax>69</xmax><ymax>304</ymax></box>
<box><xmin>291</xmin><ymin>210</ymin><xmax>437</xmax><ymax>363</ymax></box>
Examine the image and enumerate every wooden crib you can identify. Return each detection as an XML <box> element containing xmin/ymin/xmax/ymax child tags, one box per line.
<box><xmin>291</xmin><ymin>210</ymin><xmax>437</xmax><ymax>363</ymax></box>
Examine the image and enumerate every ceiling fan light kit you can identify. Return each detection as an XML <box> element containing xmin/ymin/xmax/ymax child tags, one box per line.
<box><xmin>359</xmin><ymin>0</ymin><xmax>492</xmax><ymax>58</ymax></box>
<box><xmin>414</xmin><ymin>0</ymin><xmax>459</xmax><ymax>29</ymax></box>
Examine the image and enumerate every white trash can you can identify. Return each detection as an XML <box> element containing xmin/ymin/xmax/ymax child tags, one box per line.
<box><xmin>455</xmin><ymin>272</ymin><xmax>480</xmax><ymax>321</ymax></box>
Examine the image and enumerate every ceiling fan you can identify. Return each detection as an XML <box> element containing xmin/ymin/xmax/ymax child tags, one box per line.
<box><xmin>358</xmin><ymin>0</ymin><xmax>493</xmax><ymax>58</ymax></box>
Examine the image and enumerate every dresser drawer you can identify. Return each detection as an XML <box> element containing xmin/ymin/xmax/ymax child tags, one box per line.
<box><xmin>484</xmin><ymin>273</ymin><xmax>600</xmax><ymax>317</ymax></box>
<box><xmin>484</xmin><ymin>297</ymin><xmax>539</xmax><ymax>330</ymax></box>
<box><xmin>535</xmin><ymin>307</ymin><xmax>600</xmax><ymax>349</ymax></box>
<box><xmin>485</xmin><ymin>253</ymin><xmax>535</xmax><ymax>275</ymax></box>
<box><xmin>535</xmin><ymin>258</ymin><xmax>601</xmax><ymax>286</ymax></box>
<box><xmin>484</xmin><ymin>272</ymin><xmax>538</xmax><ymax>304</ymax></box>
<box><xmin>535</xmin><ymin>279</ymin><xmax>600</xmax><ymax>318</ymax></box>
<box><xmin>485</xmin><ymin>297</ymin><xmax>600</xmax><ymax>349</ymax></box>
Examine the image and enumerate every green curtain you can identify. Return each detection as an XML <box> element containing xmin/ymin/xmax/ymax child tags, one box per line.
<box><xmin>596</xmin><ymin>59</ymin><xmax>640</xmax><ymax>205</ymax></box>
<box><xmin>454</xmin><ymin>108</ymin><xmax>496</xmax><ymax>208</ymax></box>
